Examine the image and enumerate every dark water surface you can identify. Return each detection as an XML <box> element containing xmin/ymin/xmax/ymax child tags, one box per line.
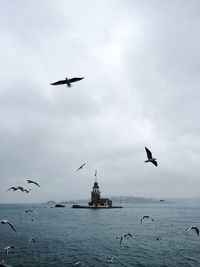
<box><xmin>0</xmin><ymin>203</ymin><xmax>200</xmax><ymax>266</ymax></box>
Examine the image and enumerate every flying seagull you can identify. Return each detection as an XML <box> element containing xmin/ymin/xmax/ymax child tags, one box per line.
<box><xmin>51</xmin><ymin>77</ymin><xmax>84</xmax><ymax>87</ymax></box>
<box><xmin>145</xmin><ymin>147</ymin><xmax>158</xmax><ymax>167</ymax></box>
<box><xmin>20</xmin><ymin>209</ymin><xmax>39</xmax><ymax>223</ymax></box>
<box><xmin>27</xmin><ymin>179</ymin><xmax>40</xmax><ymax>188</ymax></box>
<box><xmin>7</xmin><ymin>186</ymin><xmax>29</xmax><ymax>193</ymax></box>
<box><xmin>76</xmin><ymin>162</ymin><xmax>86</xmax><ymax>172</ymax></box>
<box><xmin>141</xmin><ymin>216</ymin><xmax>155</xmax><ymax>224</ymax></box>
<box><xmin>4</xmin><ymin>246</ymin><xmax>15</xmax><ymax>255</ymax></box>
<box><xmin>107</xmin><ymin>257</ymin><xmax>115</xmax><ymax>263</ymax></box>
<box><xmin>0</xmin><ymin>220</ymin><xmax>16</xmax><ymax>232</ymax></box>
<box><xmin>186</xmin><ymin>226</ymin><xmax>199</xmax><ymax>236</ymax></box>
<box><xmin>120</xmin><ymin>233</ymin><xmax>133</xmax><ymax>247</ymax></box>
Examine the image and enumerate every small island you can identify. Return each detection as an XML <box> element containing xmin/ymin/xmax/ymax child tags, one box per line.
<box><xmin>72</xmin><ymin>174</ymin><xmax>122</xmax><ymax>209</ymax></box>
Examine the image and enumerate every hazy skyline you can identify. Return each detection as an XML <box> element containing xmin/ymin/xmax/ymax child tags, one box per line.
<box><xmin>1</xmin><ymin>0</ymin><xmax>200</xmax><ymax>203</ymax></box>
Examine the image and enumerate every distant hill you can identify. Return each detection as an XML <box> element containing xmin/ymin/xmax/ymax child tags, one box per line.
<box><xmin>110</xmin><ymin>196</ymin><xmax>161</xmax><ymax>204</ymax></box>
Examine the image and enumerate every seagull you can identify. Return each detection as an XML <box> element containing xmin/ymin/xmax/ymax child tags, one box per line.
<box><xmin>145</xmin><ymin>147</ymin><xmax>158</xmax><ymax>167</ymax></box>
<box><xmin>20</xmin><ymin>209</ymin><xmax>39</xmax><ymax>223</ymax></box>
<box><xmin>0</xmin><ymin>220</ymin><xmax>16</xmax><ymax>232</ymax></box>
<box><xmin>28</xmin><ymin>237</ymin><xmax>35</xmax><ymax>244</ymax></box>
<box><xmin>74</xmin><ymin>262</ymin><xmax>82</xmax><ymax>266</ymax></box>
<box><xmin>107</xmin><ymin>257</ymin><xmax>114</xmax><ymax>263</ymax></box>
<box><xmin>186</xmin><ymin>226</ymin><xmax>199</xmax><ymax>236</ymax></box>
<box><xmin>7</xmin><ymin>186</ymin><xmax>29</xmax><ymax>193</ymax></box>
<box><xmin>4</xmin><ymin>246</ymin><xmax>15</xmax><ymax>255</ymax></box>
<box><xmin>141</xmin><ymin>216</ymin><xmax>155</xmax><ymax>224</ymax></box>
<box><xmin>51</xmin><ymin>77</ymin><xmax>84</xmax><ymax>87</ymax></box>
<box><xmin>76</xmin><ymin>162</ymin><xmax>86</xmax><ymax>172</ymax></box>
<box><xmin>120</xmin><ymin>233</ymin><xmax>133</xmax><ymax>247</ymax></box>
<box><xmin>27</xmin><ymin>179</ymin><xmax>40</xmax><ymax>188</ymax></box>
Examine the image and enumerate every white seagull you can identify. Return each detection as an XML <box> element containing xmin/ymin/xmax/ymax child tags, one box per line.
<box><xmin>145</xmin><ymin>147</ymin><xmax>158</xmax><ymax>167</ymax></box>
<box><xmin>120</xmin><ymin>233</ymin><xmax>133</xmax><ymax>247</ymax></box>
<box><xmin>186</xmin><ymin>226</ymin><xmax>199</xmax><ymax>236</ymax></box>
<box><xmin>4</xmin><ymin>246</ymin><xmax>15</xmax><ymax>255</ymax></box>
<box><xmin>107</xmin><ymin>257</ymin><xmax>115</xmax><ymax>263</ymax></box>
<box><xmin>0</xmin><ymin>220</ymin><xmax>16</xmax><ymax>233</ymax></box>
<box><xmin>20</xmin><ymin>209</ymin><xmax>39</xmax><ymax>223</ymax></box>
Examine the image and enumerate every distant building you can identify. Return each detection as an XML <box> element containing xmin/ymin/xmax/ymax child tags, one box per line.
<box><xmin>88</xmin><ymin>177</ymin><xmax>112</xmax><ymax>208</ymax></box>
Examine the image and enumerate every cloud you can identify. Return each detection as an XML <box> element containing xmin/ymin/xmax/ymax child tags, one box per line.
<box><xmin>0</xmin><ymin>0</ymin><xmax>200</xmax><ymax>203</ymax></box>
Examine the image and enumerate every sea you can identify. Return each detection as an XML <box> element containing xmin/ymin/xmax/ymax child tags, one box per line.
<box><xmin>0</xmin><ymin>202</ymin><xmax>200</xmax><ymax>267</ymax></box>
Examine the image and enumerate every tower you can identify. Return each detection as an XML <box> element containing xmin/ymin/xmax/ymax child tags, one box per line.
<box><xmin>88</xmin><ymin>170</ymin><xmax>101</xmax><ymax>206</ymax></box>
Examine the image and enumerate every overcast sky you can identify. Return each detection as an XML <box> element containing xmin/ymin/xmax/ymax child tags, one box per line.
<box><xmin>0</xmin><ymin>0</ymin><xmax>200</xmax><ymax>203</ymax></box>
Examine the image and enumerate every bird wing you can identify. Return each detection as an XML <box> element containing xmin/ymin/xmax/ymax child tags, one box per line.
<box><xmin>27</xmin><ymin>180</ymin><xmax>40</xmax><ymax>187</ymax></box>
<box><xmin>7</xmin><ymin>187</ymin><xmax>14</xmax><ymax>191</ymax></box>
<box><xmin>50</xmin><ymin>80</ymin><xmax>66</xmax><ymax>85</ymax></box>
<box><xmin>186</xmin><ymin>226</ymin><xmax>192</xmax><ymax>232</ymax></box>
<box><xmin>195</xmin><ymin>227</ymin><xmax>199</xmax><ymax>236</ymax></box>
<box><xmin>32</xmin><ymin>210</ymin><xmax>39</xmax><ymax>215</ymax></box>
<box><xmin>151</xmin><ymin>160</ymin><xmax>158</xmax><ymax>167</ymax></box>
<box><xmin>76</xmin><ymin>166</ymin><xmax>81</xmax><ymax>171</ymax></box>
<box><xmin>7</xmin><ymin>222</ymin><xmax>16</xmax><ymax>232</ymax></box>
<box><xmin>69</xmin><ymin>77</ymin><xmax>84</xmax><ymax>83</ymax></box>
<box><xmin>81</xmin><ymin>163</ymin><xmax>86</xmax><ymax>168</ymax></box>
<box><xmin>76</xmin><ymin>163</ymin><xmax>86</xmax><ymax>171</ymax></box>
<box><xmin>120</xmin><ymin>236</ymin><xmax>124</xmax><ymax>247</ymax></box>
<box><xmin>145</xmin><ymin>147</ymin><xmax>152</xmax><ymax>159</ymax></box>
<box><xmin>17</xmin><ymin>186</ymin><xmax>24</xmax><ymax>192</ymax></box>
<box><xmin>34</xmin><ymin>182</ymin><xmax>40</xmax><ymax>187</ymax></box>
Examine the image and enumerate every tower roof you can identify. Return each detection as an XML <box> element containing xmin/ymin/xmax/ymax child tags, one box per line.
<box><xmin>93</xmin><ymin>181</ymin><xmax>99</xmax><ymax>189</ymax></box>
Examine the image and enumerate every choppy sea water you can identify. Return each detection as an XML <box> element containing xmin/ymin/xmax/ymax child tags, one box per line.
<box><xmin>0</xmin><ymin>203</ymin><xmax>200</xmax><ymax>267</ymax></box>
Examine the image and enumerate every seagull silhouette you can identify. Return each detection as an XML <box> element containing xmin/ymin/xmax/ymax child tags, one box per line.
<box><xmin>186</xmin><ymin>226</ymin><xmax>199</xmax><ymax>236</ymax></box>
<box><xmin>0</xmin><ymin>220</ymin><xmax>16</xmax><ymax>232</ymax></box>
<box><xmin>120</xmin><ymin>233</ymin><xmax>133</xmax><ymax>247</ymax></box>
<box><xmin>76</xmin><ymin>162</ymin><xmax>86</xmax><ymax>172</ymax></box>
<box><xmin>27</xmin><ymin>179</ymin><xmax>40</xmax><ymax>188</ymax></box>
<box><xmin>51</xmin><ymin>77</ymin><xmax>84</xmax><ymax>87</ymax></box>
<box><xmin>145</xmin><ymin>147</ymin><xmax>158</xmax><ymax>167</ymax></box>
